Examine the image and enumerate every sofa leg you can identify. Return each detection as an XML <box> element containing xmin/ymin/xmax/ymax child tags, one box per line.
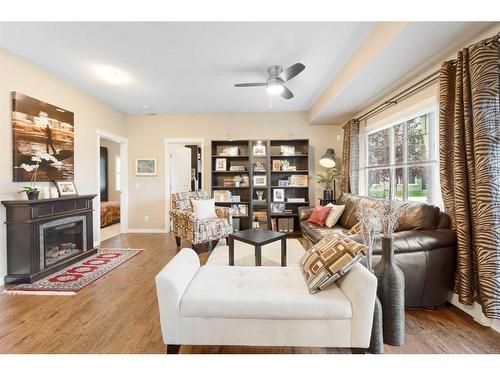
<box><xmin>351</xmin><ymin>348</ymin><xmax>366</xmax><ymax>354</ymax></box>
<box><xmin>208</xmin><ymin>240</ymin><xmax>219</xmax><ymax>251</ymax></box>
<box><xmin>175</xmin><ymin>236</ymin><xmax>181</xmax><ymax>247</ymax></box>
<box><xmin>167</xmin><ymin>344</ymin><xmax>181</xmax><ymax>354</ymax></box>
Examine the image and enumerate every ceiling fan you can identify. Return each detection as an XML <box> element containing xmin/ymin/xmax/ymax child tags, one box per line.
<box><xmin>234</xmin><ymin>63</ymin><xmax>305</xmax><ymax>99</ymax></box>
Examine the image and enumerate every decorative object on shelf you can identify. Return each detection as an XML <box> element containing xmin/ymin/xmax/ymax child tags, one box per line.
<box><xmin>220</xmin><ymin>146</ymin><xmax>239</xmax><ymax>156</ymax></box>
<box><xmin>253</xmin><ymin>144</ymin><xmax>266</xmax><ymax>156</ymax></box>
<box><xmin>273</xmin><ymin>188</ymin><xmax>285</xmax><ymax>202</ymax></box>
<box><xmin>135</xmin><ymin>158</ymin><xmax>157</xmax><ymax>176</ymax></box>
<box><xmin>233</xmin><ymin>175</ymin><xmax>243</xmax><ymax>187</ymax></box>
<box><xmin>355</xmin><ymin>202</ymin><xmax>384</xmax><ymax>354</ymax></box>
<box><xmin>290</xmin><ymin>175</ymin><xmax>308</xmax><ymax>187</ymax></box>
<box><xmin>285</xmin><ymin>165</ymin><xmax>296</xmax><ymax>171</ymax></box>
<box><xmin>281</xmin><ymin>159</ymin><xmax>290</xmax><ymax>170</ymax></box>
<box><xmin>319</xmin><ymin>148</ymin><xmax>336</xmax><ymax>168</ymax></box>
<box><xmin>374</xmin><ymin>199</ymin><xmax>405</xmax><ymax>346</ymax></box>
<box><xmin>229</xmin><ymin>195</ymin><xmax>241</xmax><ymax>202</ymax></box>
<box><xmin>253</xmin><ymin>175</ymin><xmax>266</xmax><ymax>186</ymax></box>
<box><xmin>280</xmin><ymin>145</ymin><xmax>295</xmax><ymax>156</ymax></box>
<box><xmin>242</xmin><ymin>175</ymin><xmax>249</xmax><ymax>187</ymax></box>
<box><xmin>255</xmin><ymin>190</ymin><xmax>264</xmax><ymax>201</ymax></box>
<box><xmin>317</xmin><ymin>167</ymin><xmax>340</xmax><ymax>201</ymax></box>
<box><xmin>231</xmin><ymin>204</ymin><xmax>248</xmax><ymax>216</ymax></box>
<box><xmin>271</xmin><ymin>203</ymin><xmax>285</xmax><ymax>213</ymax></box>
<box><xmin>272</xmin><ymin>160</ymin><xmax>282</xmax><ymax>171</ymax></box>
<box><xmin>215</xmin><ymin>158</ymin><xmax>227</xmax><ymax>171</ymax></box>
<box><xmin>287</xmin><ymin>197</ymin><xmax>305</xmax><ymax>203</ymax></box>
<box><xmin>252</xmin><ymin>217</ymin><xmax>260</xmax><ymax>229</ymax></box>
<box><xmin>229</xmin><ymin>164</ymin><xmax>245</xmax><ymax>171</ymax></box>
<box><xmin>12</xmin><ymin>92</ymin><xmax>74</xmax><ymax>182</ymax></box>
<box><xmin>278</xmin><ymin>179</ymin><xmax>291</xmax><ymax>187</ymax></box>
<box><xmin>214</xmin><ymin>190</ymin><xmax>231</xmax><ymax>202</ymax></box>
<box><xmin>54</xmin><ymin>180</ymin><xmax>78</xmax><ymax>197</ymax></box>
<box><xmin>252</xmin><ymin>161</ymin><xmax>266</xmax><ymax>172</ymax></box>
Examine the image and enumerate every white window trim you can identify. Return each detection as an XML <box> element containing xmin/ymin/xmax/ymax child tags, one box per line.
<box><xmin>360</xmin><ymin>104</ymin><xmax>441</xmax><ymax>205</ymax></box>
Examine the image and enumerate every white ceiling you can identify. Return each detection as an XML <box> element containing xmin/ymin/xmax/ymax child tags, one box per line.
<box><xmin>0</xmin><ymin>22</ymin><xmax>375</xmax><ymax>114</ymax></box>
<box><xmin>0</xmin><ymin>22</ymin><xmax>496</xmax><ymax>121</ymax></box>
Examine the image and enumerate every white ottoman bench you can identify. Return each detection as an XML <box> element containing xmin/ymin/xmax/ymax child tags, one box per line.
<box><xmin>156</xmin><ymin>248</ymin><xmax>377</xmax><ymax>353</ymax></box>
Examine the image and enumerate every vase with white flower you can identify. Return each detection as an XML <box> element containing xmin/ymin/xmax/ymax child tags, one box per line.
<box><xmin>16</xmin><ymin>152</ymin><xmax>63</xmax><ymax>200</ymax></box>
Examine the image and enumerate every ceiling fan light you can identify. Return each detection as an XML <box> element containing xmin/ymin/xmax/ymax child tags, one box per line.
<box><xmin>266</xmin><ymin>83</ymin><xmax>284</xmax><ymax>95</ymax></box>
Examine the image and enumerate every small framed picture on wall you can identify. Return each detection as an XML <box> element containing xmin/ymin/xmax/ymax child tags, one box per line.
<box><xmin>135</xmin><ymin>158</ymin><xmax>157</xmax><ymax>176</ymax></box>
<box><xmin>54</xmin><ymin>180</ymin><xmax>78</xmax><ymax>197</ymax></box>
<box><xmin>215</xmin><ymin>158</ymin><xmax>227</xmax><ymax>171</ymax></box>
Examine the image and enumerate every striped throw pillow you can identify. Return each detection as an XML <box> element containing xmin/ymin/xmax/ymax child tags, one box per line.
<box><xmin>299</xmin><ymin>234</ymin><xmax>367</xmax><ymax>294</ymax></box>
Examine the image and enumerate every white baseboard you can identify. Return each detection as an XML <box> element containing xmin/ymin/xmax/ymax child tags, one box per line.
<box><xmin>127</xmin><ymin>228</ymin><xmax>169</xmax><ymax>234</ymax></box>
<box><xmin>447</xmin><ymin>291</ymin><xmax>500</xmax><ymax>333</ymax></box>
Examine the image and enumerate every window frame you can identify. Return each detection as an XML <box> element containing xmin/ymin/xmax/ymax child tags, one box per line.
<box><xmin>363</xmin><ymin>105</ymin><xmax>440</xmax><ymax>205</ymax></box>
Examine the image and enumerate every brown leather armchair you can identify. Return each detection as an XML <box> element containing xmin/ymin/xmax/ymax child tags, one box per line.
<box><xmin>298</xmin><ymin>194</ymin><xmax>456</xmax><ymax>308</ymax></box>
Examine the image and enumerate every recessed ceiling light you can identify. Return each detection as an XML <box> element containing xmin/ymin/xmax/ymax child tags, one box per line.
<box><xmin>95</xmin><ymin>65</ymin><xmax>130</xmax><ymax>85</ymax></box>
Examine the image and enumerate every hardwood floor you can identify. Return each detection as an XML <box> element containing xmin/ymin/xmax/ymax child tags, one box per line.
<box><xmin>0</xmin><ymin>233</ymin><xmax>499</xmax><ymax>354</ymax></box>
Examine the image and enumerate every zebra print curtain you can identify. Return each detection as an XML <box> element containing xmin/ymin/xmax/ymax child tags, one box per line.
<box><xmin>439</xmin><ymin>34</ymin><xmax>500</xmax><ymax>319</ymax></box>
<box><xmin>341</xmin><ymin>119</ymin><xmax>359</xmax><ymax>194</ymax></box>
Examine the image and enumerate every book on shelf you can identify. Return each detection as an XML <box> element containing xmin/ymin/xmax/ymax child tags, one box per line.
<box><xmin>271</xmin><ymin>218</ymin><xmax>277</xmax><ymax>231</ymax></box>
<box><xmin>223</xmin><ymin>178</ymin><xmax>235</xmax><ymax>187</ymax></box>
<box><xmin>286</xmin><ymin>197</ymin><xmax>306</xmax><ymax>203</ymax></box>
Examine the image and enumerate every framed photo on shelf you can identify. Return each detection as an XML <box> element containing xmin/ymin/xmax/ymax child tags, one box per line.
<box><xmin>220</xmin><ymin>146</ymin><xmax>239</xmax><ymax>156</ymax></box>
<box><xmin>253</xmin><ymin>175</ymin><xmax>267</xmax><ymax>186</ymax></box>
<box><xmin>272</xmin><ymin>160</ymin><xmax>282</xmax><ymax>171</ymax></box>
<box><xmin>253</xmin><ymin>144</ymin><xmax>266</xmax><ymax>156</ymax></box>
<box><xmin>135</xmin><ymin>158</ymin><xmax>157</xmax><ymax>176</ymax></box>
<box><xmin>253</xmin><ymin>161</ymin><xmax>266</xmax><ymax>172</ymax></box>
<box><xmin>231</xmin><ymin>204</ymin><xmax>248</xmax><ymax>216</ymax></box>
<box><xmin>273</xmin><ymin>188</ymin><xmax>285</xmax><ymax>202</ymax></box>
<box><xmin>229</xmin><ymin>195</ymin><xmax>241</xmax><ymax>202</ymax></box>
<box><xmin>280</xmin><ymin>145</ymin><xmax>295</xmax><ymax>156</ymax></box>
<box><xmin>54</xmin><ymin>180</ymin><xmax>78</xmax><ymax>197</ymax></box>
<box><xmin>290</xmin><ymin>175</ymin><xmax>308</xmax><ymax>187</ymax></box>
<box><xmin>214</xmin><ymin>190</ymin><xmax>231</xmax><ymax>202</ymax></box>
<box><xmin>278</xmin><ymin>179</ymin><xmax>291</xmax><ymax>187</ymax></box>
<box><xmin>215</xmin><ymin>158</ymin><xmax>227</xmax><ymax>171</ymax></box>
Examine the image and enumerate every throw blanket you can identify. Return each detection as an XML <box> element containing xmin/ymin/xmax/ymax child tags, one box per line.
<box><xmin>101</xmin><ymin>201</ymin><xmax>120</xmax><ymax>228</ymax></box>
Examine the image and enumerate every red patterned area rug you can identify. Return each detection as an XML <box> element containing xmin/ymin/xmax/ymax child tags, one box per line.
<box><xmin>2</xmin><ymin>248</ymin><xmax>143</xmax><ymax>296</ymax></box>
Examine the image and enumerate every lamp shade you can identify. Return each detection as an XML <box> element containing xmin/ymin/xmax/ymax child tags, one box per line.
<box><xmin>319</xmin><ymin>148</ymin><xmax>336</xmax><ymax>168</ymax></box>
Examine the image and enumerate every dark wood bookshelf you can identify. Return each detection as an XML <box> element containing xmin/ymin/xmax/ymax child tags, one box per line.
<box><xmin>211</xmin><ymin>139</ymin><xmax>309</xmax><ymax>235</ymax></box>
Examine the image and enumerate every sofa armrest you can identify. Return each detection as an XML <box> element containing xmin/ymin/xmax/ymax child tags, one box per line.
<box><xmin>336</xmin><ymin>263</ymin><xmax>377</xmax><ymax>348</ymax></box>
<box><xmin>298</xmin><ymin>206</ymin><xmax>314</xmax><ymax>221</ymax></box>
<box><xmin>155</xmin><ymin>248</ymin><xmax>200</xmax><ymax>344</ymax></box>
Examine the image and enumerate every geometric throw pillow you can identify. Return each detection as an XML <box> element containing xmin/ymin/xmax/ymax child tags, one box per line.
<box><xmin>299</xmin><ymin>234</ymin><xmax>367</xmax><ymax>294</ymax></box>
<box><xmin>324</xmin><ymin>204</ymin><xmax>345</xmax><ymax>228</ymax></box>
<box><xmin>347</xmin><ymin>222</ymin><xmax>363</xmax><ymax>235</ymax></box>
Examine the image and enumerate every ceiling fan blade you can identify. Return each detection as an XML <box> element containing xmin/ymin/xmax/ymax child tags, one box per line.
<box><xmin>281</xmin><ymin>86</ymin><xmax>294</xmax><ymax>99</ymax></box>
<box><xmin>234</xmin><ymin>82</ymin><xmax>267</xmax><ymax>87</ymax></box>
<box><xmin>280</xmin><ymin>63</ymin><xmax>305</xmax><ymax>81</ymax></box>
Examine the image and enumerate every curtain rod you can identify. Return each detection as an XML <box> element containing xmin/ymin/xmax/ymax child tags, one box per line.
<box><xmin>356</xmin><ymin>70</ymin><xmax>440</xmax><ymax>122</ymax></box>
<box><xmin>355</xmin><ymin>32</ymin><xmax>499</xmax><ymax>123</ymax></box>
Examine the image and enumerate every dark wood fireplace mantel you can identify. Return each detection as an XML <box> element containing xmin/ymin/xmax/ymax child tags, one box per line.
<box><xmin>2</xmin><ymin>194</ymin><xmax>97</xmax><ymax>284</ymax></box>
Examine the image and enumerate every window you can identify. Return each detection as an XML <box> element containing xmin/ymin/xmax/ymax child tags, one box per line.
<box><xmin>364</xmin><ymin>109</ymin><xmax>440</xmax><ymax>205</ymax></box>
<box><xmin>115</xmin><ymin>156</ymin><xmax>121</xmax><ymax>192</ymax></box>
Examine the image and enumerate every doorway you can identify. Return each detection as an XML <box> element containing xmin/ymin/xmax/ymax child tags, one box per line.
<box><xmin>164</xmin><ymin>138</ymin><xmax>204</xmax><ymax>232</ymax></box>
<box><xmin>96</xmin><ymin>130</ymin><xmax>128</xmax><ymax>244</ymax></box>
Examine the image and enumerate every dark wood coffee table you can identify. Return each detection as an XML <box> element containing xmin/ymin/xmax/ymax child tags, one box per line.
<box><xmin>228</xmin><ymin>229</ymin><xmax>287</xmax><ymax>267</ymax></box>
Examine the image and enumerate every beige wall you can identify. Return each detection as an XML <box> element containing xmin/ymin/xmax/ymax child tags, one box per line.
<box><xmin>126</xmin><ymin>112</ymin><xmax>342</xmax><ymax>229</ymax></box>
<box><xmin>0</xmin><ymin>49</ymin><xmax>127</xmax><ymax>284</ymax></box>
<box><xmin>100</xmin><ymin>138</ymin><xmax>121</xmax><ymax>202</ymax></box>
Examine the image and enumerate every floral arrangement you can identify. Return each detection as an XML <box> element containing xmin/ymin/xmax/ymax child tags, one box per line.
<box><xmin>233</xmin><ymin>175</ymin><xmax>243</xmax><ymax>185</ymax></box>
<box><xmin>17</xmin><ymin>152</ymin><xmax>63</xmax><ymax>197</ymax></box>
<box><xmin>355</xmin><ymin>203</ymin><xmax>381</xmax><ymax>271</ymax></box>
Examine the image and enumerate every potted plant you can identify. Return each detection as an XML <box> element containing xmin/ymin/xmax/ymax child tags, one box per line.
<box><xmin>16</xmin><ymin>152</ymin><xmax>63</xmax><ymax>200</ymax></box>
<box><xmin>233</xmin><ymin>175</ymin><xmax>243</xmax><ymax>187</ymax></box>
<box><xmin>316</xmin><ymin>167</ymin><xmax>340</xmax><ymax>201</ymax></box>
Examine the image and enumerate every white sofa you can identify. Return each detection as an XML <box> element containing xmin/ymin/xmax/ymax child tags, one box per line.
<box><xmin>156</xmin><ymin>248</ymin><xmax>377</xmax><ymax>353</ymax></box>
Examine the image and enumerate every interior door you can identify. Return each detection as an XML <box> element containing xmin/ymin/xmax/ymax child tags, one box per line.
<box><xmin>100</xmin><ymin>146</ymin><xmax>108</xmax><ymax>202</ymax></box>
<box><xmin>170</xmin><ymin>145</ymin><xmax>192</xmax><ymax>194</ymax></box>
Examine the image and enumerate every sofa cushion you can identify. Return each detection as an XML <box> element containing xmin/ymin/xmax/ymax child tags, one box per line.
<box><xmin>300</xmin><ymin>234</ymin><xmax>367</xmax><ymax>294</ymax></box>
<box><xmin>307</xmin><ymin>204</ymin><xmax>332</xmax><ymax>226</ymax></box>
<box><xmin>300</xmin><ymin>221</ymin><xmax>348</xmax><ymax>243</ymax></box>
<box><xmin>325</xmin><ymin>205</ymin><xmax>345</xmax><ymax>228</ymax></box>
<box><xmin>191</xmin><ymin>197</ymin><xmax>217</xmax><ymax>220</ymax></box>
<box><xmin>181</xmin><ymin>266</ymin><xmax>352</xmax><ymax>320</ymax></box>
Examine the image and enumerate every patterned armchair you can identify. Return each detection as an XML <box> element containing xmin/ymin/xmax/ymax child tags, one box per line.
<box><xmin>170</xmin><ymin>191</ymin><xmax>233</xmax><ymax>250</ymax></box>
